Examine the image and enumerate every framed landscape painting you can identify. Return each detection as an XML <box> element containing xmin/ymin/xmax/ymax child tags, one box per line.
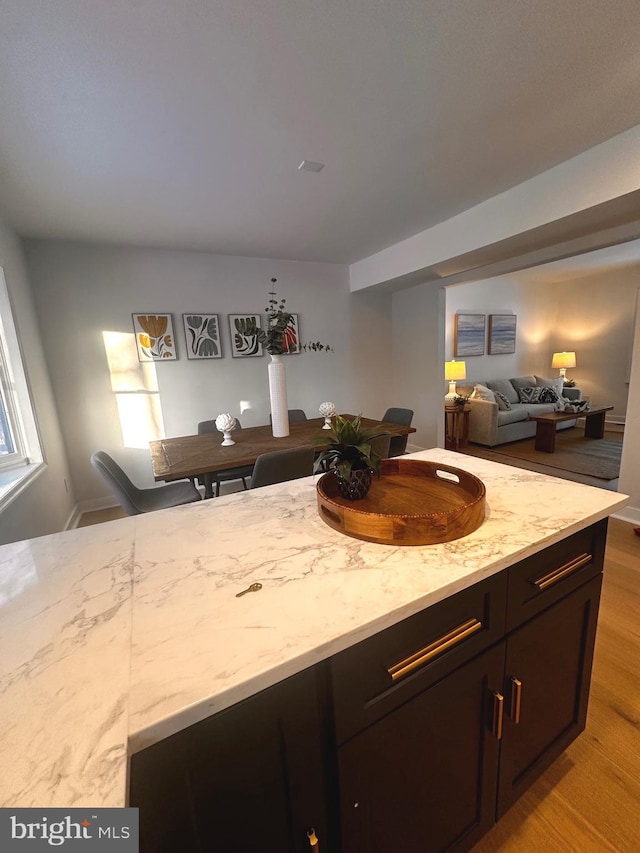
<box><xmin>229</xmin><ymin>314</ymin><xmax>264</xmax><ymax>357</ymax></box>
<box><xmin>132</xmin><ymin>313</ymin><xmax>177</xmax><ymax>361</ymax></box>
<box><xmin>183</xmin><ymin>314</ymin><xmax>222</xmax><ymax>359</ymax></box>
<box><xmin>454</xmin><ymin>314</ymin><xmax>485</xmax><ymax>357</ymax></box>
<box><xmin>488</xmin><ymin>314</ymin><xmax>517</xmax><ymax>354</ymax></box>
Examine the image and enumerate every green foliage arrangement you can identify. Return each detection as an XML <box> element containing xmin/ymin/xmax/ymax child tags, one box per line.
<box><xmin>252</xmin><ymin>278</ymin><xmax>333</xmax><ymax>355</ymax></box>
<box><xmin>314</xmin><ymin>414</ymin><xmax>385</xmax><ymax>479</ymax></box>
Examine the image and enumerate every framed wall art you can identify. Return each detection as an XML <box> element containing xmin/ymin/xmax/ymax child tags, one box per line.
<box><xmin>281</xmin><ymin>313</ymin><xmax>300</xmax><ymax>354</ymax></box>
<box><xmin>454</xmin><ymin>314</ymin><xmax>485</xmax><ymax>357</ymax></box>
<box><xmin>132</xmin><ymin>313</ymin><xmax>177</xmax><ymax>362</ymax></box>
<box><xmin>229</xmin><ymin>314</ymin><xmax>264</xmax><ymax>357</ymax></box>
<box><xmin>183</xmin><ymin>314</ymin><xmax>222</xmax><ymax>359</ymax></box>
<box><xmin>488</xmin><ymin>314</ymin><xmax>517</xmax><ymax>355</ymax></box>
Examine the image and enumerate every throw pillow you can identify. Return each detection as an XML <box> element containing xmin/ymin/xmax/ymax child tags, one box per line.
<box><xmin>470</xmin><ymin>383</ymin><xmax>496</xmax><ymax>403</ymax></box>
<box><xmin>517</xmin><ymin>386</ymin><xmax>542</xmax><ymax>404</ymax></box>
<box><xmin>494</xmin><ymin>390</ymin><xmax>512</xmax><ymax>410</ymax></box>
<box><xmin>538</xmin><ymin>386</ymin><xmax>561</xmax><ymax>404</ymax></box>
<box><xmin>534</xmin><ymin>375</ymin><xmax>564</xmax><ymax>398</ymax></box>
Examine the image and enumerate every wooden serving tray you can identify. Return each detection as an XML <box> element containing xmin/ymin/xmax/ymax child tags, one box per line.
<box><xmin>316</xmin><ymin>458</ymin><xmax>486</xmax><ymax>545</ymax></box>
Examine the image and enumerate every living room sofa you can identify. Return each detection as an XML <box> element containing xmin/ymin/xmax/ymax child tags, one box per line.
<box><xmin>456</xmin><ymin>375</ymin><xmax>582</xmax><ymax>447</ymax></box>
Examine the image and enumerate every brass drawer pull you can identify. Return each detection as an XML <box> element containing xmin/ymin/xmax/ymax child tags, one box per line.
<box><xmin>532</xmin><ymin>552</ymin><xmax>592</xmax><ymax>591</ymax></box>
<box><xmin>509</xmin><ymin>676</ymin><xmax>522</xmax><ymax>724</ymax></box>
<box><xmin>388</xmin><ymin>617</ymin><xmax>482</xmax><ymax>683</ymax></box>
<box><xmin>492</xmin><ymin>691</ymin><xmax>504</xmax><ymax>740</ymax></box>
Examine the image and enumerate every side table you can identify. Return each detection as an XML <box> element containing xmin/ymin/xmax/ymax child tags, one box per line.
<box><xmin>445</xmin><ymin>405</ymin><xmax>470</xmax><ymax>451</ymax></box>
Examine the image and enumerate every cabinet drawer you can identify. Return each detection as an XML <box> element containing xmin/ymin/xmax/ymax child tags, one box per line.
<box><xmin>506</xmin><ymin>519</ymin><xmax>607</xmax><ymax>632</ymax></box>
<box><xmin>330</xmin><ymin>573</ymin><xmax>507</xmax><ymax>744</ymax></box>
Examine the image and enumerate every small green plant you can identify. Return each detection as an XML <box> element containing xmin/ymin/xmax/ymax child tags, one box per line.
<box><xmin>452</xmin><ymin>394</ymin><xmax>470</xmax><ymax>409</ymax></box>
<box><xmin>314</xmin><ymin>414</ymin><xmax>385</xmax><ymax>479</ymax></box>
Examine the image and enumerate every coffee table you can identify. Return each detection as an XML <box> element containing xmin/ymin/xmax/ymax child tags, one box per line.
<box><xmin>529</xmin><ymin>405</ymin><xmax>614</xmax><ymax>453</ymax></box>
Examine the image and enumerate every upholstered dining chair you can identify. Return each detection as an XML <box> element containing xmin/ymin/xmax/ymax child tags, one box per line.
<box><xmin>90</xmin><ymin>450</ymin><xmax>201</xmax><ymax>515</ymax></box>
<box><xmin>249</xmin><ymin>445</ymin><xmax>315</xmax><ymax>489</ymax></box>
<box><xmin>269</xmin><ymin>408</ymin><xmax>308</xmax><ymax>425</ymax></box>
<box><xmin>198</xmin><ymin>418</ymin><xmax>254</xmax><ymax>496</ymax></box>
<box><xmin>381</xmin><ymin>407</ymin><xmax>414</xmax><ymax>457</ymax></box>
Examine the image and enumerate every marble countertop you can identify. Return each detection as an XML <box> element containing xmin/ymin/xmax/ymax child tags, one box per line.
<box><xmin>0</xmin><ymin>449</ymin><xmax>628</xmax><ymax>808</ymax></box>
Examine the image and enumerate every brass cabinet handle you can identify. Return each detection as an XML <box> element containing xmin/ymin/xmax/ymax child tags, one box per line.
<box><xmin>387</xmin><ymin>618</ymin><xmax>482</xmax><ymax>683</ymax></box>
<box><xmin>532</xmin><ymin>552</ymin><xmax>592</xmax><ymax>590</ymax></box>
<box><xmin>492</xmin><ymin>691</ymin><xmax>504</xmax><ymax>740</ymax></box>
<box><xmin>509</xmin><ymin>676</ymin><xmax>522</xmax><ymax>724</ymax></box>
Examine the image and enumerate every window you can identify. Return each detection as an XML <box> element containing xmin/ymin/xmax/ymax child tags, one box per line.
<box><xmin>0</xmin><ymin>267</ymin><xmax>43</xmax><ymax>501</ymax></box>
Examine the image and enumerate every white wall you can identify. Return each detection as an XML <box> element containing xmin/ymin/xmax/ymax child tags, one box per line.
<box><xmin>391</xmin><ymin>282</ymin><xmax>444</xmax><ymax>451</ymax></box>
<box><xmin>553</xmin><ymin>268</ymin><xmax>638</xmax><ymax>419</ymax></box>
<box><xmin>619</xmin><ymin>295</ymin><xmax>640</xmax><ymax>523</ymax></box>
<box><xmin>0</xmin><ymin>222</ymin><xmax>74</xmax><ymax>544</ymax></box>
<box><xmin>24</xmin><ymin>240</ymin><xmax>392</xmax><ymax>509</ymax></box>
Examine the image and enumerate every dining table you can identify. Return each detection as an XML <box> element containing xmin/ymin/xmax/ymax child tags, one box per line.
<box><xmin>149</xmin><ymin>415</ymin><xmax>417</xmax><ymax>498</ymax></box>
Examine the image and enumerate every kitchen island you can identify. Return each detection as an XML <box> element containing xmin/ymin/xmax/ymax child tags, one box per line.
<box><xmin>0</xmin><ymin>449</ymin><xmax>628</xmax><ymax>849</ymax></box>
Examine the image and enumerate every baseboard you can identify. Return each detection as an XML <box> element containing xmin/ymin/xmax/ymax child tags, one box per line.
<box><xmin>64</xmin><ymin>504</ymin><xmax>83</xmax><ymax>531</ymax></box>
<box><xmin>613</xmin><ymin>505</ymin><xmax>640</xmax><ymax>526</ymax></box>
<box><xmin>406</xmin><ymin>442</ymin><xmax>426</xmax><ymax>454</ymax></box>
<box><xmin>76</xmin><ymin>496</ymin><xmax>121</xmax><ymax>515</ymax></box>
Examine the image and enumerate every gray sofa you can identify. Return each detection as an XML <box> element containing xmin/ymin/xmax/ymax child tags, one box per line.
<box><xmin>456</xmin><ymin>375</ymin><xmax>582</xmax><ymax>447</ymax></box>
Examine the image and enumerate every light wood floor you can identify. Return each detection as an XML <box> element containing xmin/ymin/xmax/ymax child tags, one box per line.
<box><xmin>472</xmin><ymin>517</ymin><xmax>640</xmax><ymax>852</ymax></box>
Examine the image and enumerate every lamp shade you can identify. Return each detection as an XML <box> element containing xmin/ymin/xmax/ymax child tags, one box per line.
<box><xmin>445</xmin><ymin>360</ymin><xmax>466</xmax><ymax>381</ymax></box>
<box><xmin>551</xmin><ymin>351</ymin><xmax>576</xmax><ymax>370</ymax></box>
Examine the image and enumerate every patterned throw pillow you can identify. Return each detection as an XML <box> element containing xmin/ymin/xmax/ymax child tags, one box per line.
<box><xmin>494</xmin><ymin>390</ymin><xmax>512</xmax><ymax>410</ymax></box>
<box><xmin>517</xmin><ymin>386</ymin><xmax>542</xmax><ymax>404</ymax></box>
<box><xmin>538</xmin><ymin>386</ymin><xmax>561</xmax><ymax>404</ymax></box>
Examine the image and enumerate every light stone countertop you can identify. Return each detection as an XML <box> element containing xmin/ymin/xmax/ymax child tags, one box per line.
<box><xmin>0</xmin><ymin>449</ymin><xmax>628</xmax><ymax>808</ymax></box>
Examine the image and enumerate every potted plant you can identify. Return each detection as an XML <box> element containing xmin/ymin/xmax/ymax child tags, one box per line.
<box><xmin>314</xmin><ymin>414</ymin><xmax>385</xmax><ymax>500</ymax></box>
<box><xmin>451</xmin><ymin>394</ymin><xmax>470</xmax><ymax>410</ymax></box>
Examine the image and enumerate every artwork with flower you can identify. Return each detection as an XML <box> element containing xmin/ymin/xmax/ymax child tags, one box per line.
<box><xmin>132</xmin><ymin>313</ymin><xmax>176</xmax><ymax>361</ymax></box>
<box><xmin>182</xmin><ymin>314</ymin><xmax>222</xmax><ymax>359</ymax></box>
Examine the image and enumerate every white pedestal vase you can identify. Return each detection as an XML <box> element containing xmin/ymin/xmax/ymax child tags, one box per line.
<box><xmin>268</xmin><ymin>354</ymin><xmax>289</xmax><ymax>437</ymax></box>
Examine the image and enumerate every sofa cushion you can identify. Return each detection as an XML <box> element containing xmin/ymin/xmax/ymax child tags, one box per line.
<box><xmin>518</xmin><ymin>402</ymin><xmax>557</xmax><ymax>416</ymax></box>
<box><xmin>517</xmin><ymin>386</ymin><xmax>543</xmax><ymax>403</ymax></box>
<box><xmin>497</xmin><ymin>408</ymin><xmax>529</xmax><ymax>426</ymax></box>
<box><xmin>510</xmin><ymin>376</ymin><xmax>537</xmax><ymax>393</ymax></box>
<box><xmin>471</xmin><ymin>383</ymin><xmax>496</xmax><ymax>402</ymax></box>
<box><xmin>535</xmin><ymin>375</ymin><xmax>565</xmax><ymax>397</ymax></box>
<box><xmin>493</xmin><ymin>390</ymin><xmax>512</xmax><ymax>410</ymax></box>
<box><xmin>486</xmin><ymin>379</ymin><xmax>519</xmax><ymax>404</ymax></box>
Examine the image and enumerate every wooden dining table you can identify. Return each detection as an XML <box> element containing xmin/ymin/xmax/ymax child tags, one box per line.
<box><xmin>149</xmin><ymin>415</ymin><xmax>417</xmax><ymax>498</ymax></box>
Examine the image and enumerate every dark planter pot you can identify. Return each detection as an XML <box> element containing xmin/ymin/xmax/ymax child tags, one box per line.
<box><xmin>336</xmin><ymin>467</ymin><xmax>373</xmax><ymax>501</ymax></box>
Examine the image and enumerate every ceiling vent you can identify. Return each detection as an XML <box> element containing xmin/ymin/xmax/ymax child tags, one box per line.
<box><xmin>298</xmin><ymin>160</ymin><xmax>325</xmax><ymax>172</ymax></box>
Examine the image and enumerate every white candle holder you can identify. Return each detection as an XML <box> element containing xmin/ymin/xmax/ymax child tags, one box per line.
<box><xmin>319</xmin><ymin>401</ymin><xmax>337</xmax><ymax>429</ymax></box>
<box><xmin>215</xmin><ymin>413</ymin><xmax>237</xmax><ymax>446</ymax></box>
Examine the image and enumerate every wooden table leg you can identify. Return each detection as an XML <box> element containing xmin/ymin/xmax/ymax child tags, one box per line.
<box><xmin>202</xmin><ymin>473</ymin><xmax>215</xmax><ymax>499</ymax></box>
<box><xmin>584</xmin><ymin>410</ymin><xmax>606</xmax><ymax>439</ymax></box>
<box><xmin>534</xmin><ymin>420</ymin><xmax>557</xmax><ymax>453</ymax></box>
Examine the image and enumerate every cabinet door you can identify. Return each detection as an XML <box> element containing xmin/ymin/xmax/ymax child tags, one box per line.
<box><xmin>497</xmin><ymin>574</ymin><xmax>602</xmax><ymax>817</ymax></box>
<box><xmin>338</xmin><ymin>643</ymin><xmax>505</xmax><ymax>853</ymax></box>
<box><xmin>129</xmin><ymin>666</ymin><xmax>328</xmax><ymax>853</ymax></box>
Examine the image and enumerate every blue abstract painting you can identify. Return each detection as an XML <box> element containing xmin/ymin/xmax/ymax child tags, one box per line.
<box><xmin>454</xmin><ymin>314</ymin><xmax>485</xmax><ymax>357</ymax></box>
<box><xmin>488</xmin><ymin>314</ymin><xmax>517</xmax><ymax>355</ymax></box>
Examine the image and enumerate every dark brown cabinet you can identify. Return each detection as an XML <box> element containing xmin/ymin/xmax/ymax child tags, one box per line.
<box><xmin>129</xmin><ymin>520</ymin><xmax>607</xmax><ymax>853</ymax></box>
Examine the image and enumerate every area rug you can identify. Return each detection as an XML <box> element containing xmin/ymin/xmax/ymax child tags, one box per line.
<box><xmin>489</xmin><ymin>430</ymin><xmax>623</xmax><ymax>480</ymax></box>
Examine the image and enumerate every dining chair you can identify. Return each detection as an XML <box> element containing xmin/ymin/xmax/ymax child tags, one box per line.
<box><xmin>381</xmin><ymin>408</ymin><xmax>414</xmax><ymax>457</ymax></box>
<box><xmin>90</xmin><ymin>450</ymin><xmax>201</xmax><ymax>515</ymax></box>
<box><xmin>269</xmin><ymin>408</ymin><xmax>307</xmax><ymax>425</ymax></box>
<box><xmin>198</xmin><ymin>418</ymin><xmax>254</xmax><ymax>496</ymax></box>
<box><xmin>369</xmin><ymin>433</ymin><xmax>392</xmax><ymax>460</ymax></box>
<box><xmin>249</xmin><ymin>445</ymin><xmax>315</xmax><ymax>489</ymax></box>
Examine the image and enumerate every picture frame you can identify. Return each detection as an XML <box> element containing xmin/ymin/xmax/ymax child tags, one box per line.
<box><xmin>132</xmin><ymin>313</ymin><xmax>177</xmax><ymax>362</ymax></box>
<box><xmin>229</xmin><ymin>314</ymin><xmax>264</xmax><ymax>357</ymax></box>
<box><xmin>281</xmin><ymin>313</ymin><xmax>300</xmax><ymax>354</ymax></box>
<box><xmin>488</xmin><ymin>314</ymin><xmax>517</xmax><ymax>355</ymax></box>
<box><xmin>182</xmin><ymin>314</ymin><xmax>222</xmax><ymax>359</ymax></box>
<box><xmin>454</xmin><ymin>314</ymin><xmax>485</xmax><ymax>357</ymax></box>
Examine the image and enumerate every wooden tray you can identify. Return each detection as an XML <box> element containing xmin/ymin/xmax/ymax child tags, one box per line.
<box><xmin>316</xmin><ymin>458</ymin><xmax>486</xmax><ymax>545</ymax></box>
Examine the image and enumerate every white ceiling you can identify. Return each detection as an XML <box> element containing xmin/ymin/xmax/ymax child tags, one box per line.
<box><xmin>2</xmin><ymin>0</ymin><xmax>640</xmax><ymax>264</ymax></box>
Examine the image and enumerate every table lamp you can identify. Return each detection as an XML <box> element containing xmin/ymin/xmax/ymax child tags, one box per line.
<box><xmin>551</xmin><ymin>351</ymin><xmax>576</xmax><ymax>381</ymax></box>
<box><xmin>444</xmin><ymin>359</ymin><xmax>466</xmax><ymax>403</ymax></box>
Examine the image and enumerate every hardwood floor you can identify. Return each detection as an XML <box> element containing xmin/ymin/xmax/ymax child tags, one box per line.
<box><xmin>471</xmin><ymin>518</ymin><xmax>640</xmax><ymax>852</ymax></box>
